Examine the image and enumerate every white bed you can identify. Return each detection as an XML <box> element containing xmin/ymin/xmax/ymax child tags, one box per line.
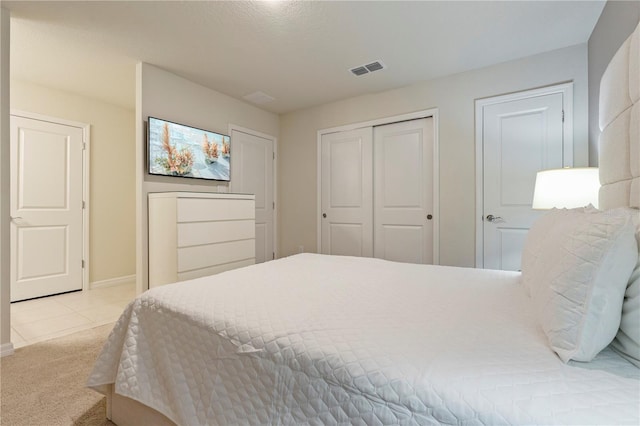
<box><xmin>88</xmin><ymin>21</ymin><xmax>640</xmax><ymax>426</ymax></box>
<box><xmin>88</xmin><ymin>255</ymin><xmax>639</xmax><ymax>425</ymax></box>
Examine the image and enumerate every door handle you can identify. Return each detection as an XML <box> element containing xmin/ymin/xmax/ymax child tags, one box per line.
<box><xmin>11</xmin><ymin>216</ymin><xmax>26</xmax><ymax>225</ymax></box>
<box><xmin>485</xmin><ymin>214</ymin><xmax>503</xmax><ymax>223</ymax></box>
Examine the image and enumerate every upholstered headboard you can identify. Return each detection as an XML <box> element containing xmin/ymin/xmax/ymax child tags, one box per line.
<box><xmin>599</xmin><ymin>21</ymin><xmax>640</xmax><ymax>210</ymax></box>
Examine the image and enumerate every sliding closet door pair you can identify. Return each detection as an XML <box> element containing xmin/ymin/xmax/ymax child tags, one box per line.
<box><xmin>320</xmin><ymin>118</ymin><xmax>434</xmax><ymax>264</ymax></box>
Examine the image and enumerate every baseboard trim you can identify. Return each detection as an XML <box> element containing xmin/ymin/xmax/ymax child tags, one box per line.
<box><xmin>1</xmin><ymin>342</ymin><xmax>15</xmax><ymax>357</ymax></box>
<box><xmin>90</xmin><ymin>274</ymin><xmax>136</xmax><ymax>290</ymax></box>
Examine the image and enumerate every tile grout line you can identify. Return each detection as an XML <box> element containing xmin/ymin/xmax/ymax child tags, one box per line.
<box><xmin>9</xmin><ymin>282</ymin><xmax>135</xmax><ymax>349</ymax></box>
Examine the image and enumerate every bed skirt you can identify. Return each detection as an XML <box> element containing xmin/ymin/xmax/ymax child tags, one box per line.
<box><xmin>106</xmin><ymin>384</ymin><xmax>175</xmax><ymax>426</ymax></box>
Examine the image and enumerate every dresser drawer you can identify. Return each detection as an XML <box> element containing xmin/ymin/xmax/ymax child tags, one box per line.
<box><xmin>177</xmin><ymin>198</ymin><xmax>254</xmax><ymax>222</ymax></box>
<box><xmin>177</xmin><ymin>239</ymin><xmax>255</xmax><ymax>272</ymax></box>
<box><xmin>177</xmin><ymin>220</ymin><xmax>254</xmax><ymax>247</ymax></box>
<box><xmin>177</xmin><ymin>259</ymin><xmax>255</xmax><ymax>282</ymax></box>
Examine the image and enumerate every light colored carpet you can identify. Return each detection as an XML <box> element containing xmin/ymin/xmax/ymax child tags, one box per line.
<box><xmin>0</xmin><ymin>324</ymin><xmax>115</xmax><ymax>426</ymax></box>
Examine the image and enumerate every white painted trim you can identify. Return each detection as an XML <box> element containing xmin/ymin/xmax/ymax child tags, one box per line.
<box><xmin>90</xmin><ymin>274</ymin><xmax>136</xmax><ymax>290</ymax></box>
<box><xmin>82</xmin><ymin>125</ymin><xmax>91</xmax><ymax>291</ymax></box>
<box><xmin>11</xmin><ymin>110</ymin><xmax>88</xmax><ymax>129</ymax></box>
<box><xmin>9</xmin><ymin>110</ymin><xmax>91</xmax><ymax>292</ymax></box>
<box><xmin>316</xmin><ymin>133</ymin><xmax>322</xmax><ymax>254</ymax></box>
<box><xmin>228</xmin><ymin>124</ymin><xmax>279</xmax><ymax>259</ymax></box>
<box><xmin>228</xmin><ymin>124</ymin><xmax>276</xmax><ymax>143</ymax></box>
<box><xmin>474</xmin><ymin>82</ymin><xmax>574</xmax><ymax>268</ymax></box>
<box><xmin>316</xmin><ymin>108</ymin><xmax>440</xmax><ymax>264</ymax></box>
<box><xmin>431</xmin><ymin>110</ymin><xmax>440</xmax><ymax>265</ymax></box>
<box><xmin>319</xmin><ymin>109</ymin><xmax>438</xmax><ymax>134</ymax></box>
<box><xmin>273</xmin><ymin>133</ymin><xmax>278</xmax><ymax>259</ymax></box>
<box><xmin>135</xmin><ymin>63</ymin><xmax>144</xmax><ymax>296</ymax></box>
<box><xmin>0</xmin><ymin>342</ymin><xmax>14</xmax><ymax>357</ymax></box>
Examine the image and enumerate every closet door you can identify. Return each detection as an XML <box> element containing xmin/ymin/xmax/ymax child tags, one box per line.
<box><xmin>320</xmin><ymin>128</ymin><xmax>373</xmax><ymax>257</ymax></box>
<box><xmin>373</xmin><ymin>118</ymin><xmax>434</xmax><ymax>264</ymax></box>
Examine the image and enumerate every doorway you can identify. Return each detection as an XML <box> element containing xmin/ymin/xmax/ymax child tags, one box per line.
<box><xmin>475</xmin><ymin>83</ymin><xmax>573</xmax><ymax>270</ymax></box>
<box><xmin>10</xmin><ymin>112</ymin><xmax>89</xmax><ymax>301</ymax></box>
<box><xmin>229</xmin><ymin>125</ymin><xmax>276</xmax><ymax>263</ymax></box>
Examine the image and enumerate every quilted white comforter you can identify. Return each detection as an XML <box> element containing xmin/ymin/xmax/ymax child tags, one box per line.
<box><xmin>88</xmin><ymin>254</ymin><xmax>640</xmax><ymax>425</ymax></box>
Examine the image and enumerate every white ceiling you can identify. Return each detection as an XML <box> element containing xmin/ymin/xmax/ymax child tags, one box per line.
<box><xmin>5</xmin><ymin>1</ymin><xmax>605</xmax><ymax>114</ymax></box>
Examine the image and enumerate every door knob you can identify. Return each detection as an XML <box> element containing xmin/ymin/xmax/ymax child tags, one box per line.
<box><xmin>485</xmin><ymin>214</ymin><xmax>503</xmax><ymax>223</ymax></box>
<box><xmin>11</xmin><ymin>216</ymin><xmax>26</xmax><ymax>225</ymax></box>
<box><xmin>322</xmin><ymin>213</ymin><xmax>327</xmax><ymax>218</ymax></box>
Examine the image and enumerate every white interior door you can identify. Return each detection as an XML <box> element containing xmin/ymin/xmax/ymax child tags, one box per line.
<box><xmin>10</xmin><ymin>115</ymin><xmax>84</xmax><ymax>302</ymax></box>
<box><xmin>373</xmin><ymin>118</ymin><xmax>434</xmax><ymax>264</ymax></box>
<box><xmin>482</xmin><ymin>92</ymin><xmax>567</xmax><ymax>270</ymax></box>
<box><xmin>321</xmin><ymin>128</ymin><xmax>373</xmax><ymax>257</ymax></box>
<box><xmin>230</xmin><ymin>129</ymin><xmax>274</xmax><ymax>263</ymax></box>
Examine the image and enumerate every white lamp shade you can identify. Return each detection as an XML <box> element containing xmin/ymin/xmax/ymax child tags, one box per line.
<box><xmin>532</xmin><ymin>167</ymin><xmax>600</xmax><ymax>209</ymax></box>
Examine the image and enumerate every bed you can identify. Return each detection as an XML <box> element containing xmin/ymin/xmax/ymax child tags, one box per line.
<box><xmin>88</xmin><ymin>21</ymin><xmax>640</xmax><ymax>426</ymax></box>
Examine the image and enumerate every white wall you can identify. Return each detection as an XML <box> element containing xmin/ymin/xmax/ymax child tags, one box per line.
<box><xmin>136</xmin><ymin>63</ymin><xmax>279</xmax><ymax>292</ymax></box>
<box><xmin>0</xmin><ymin>7</ymin><xmax>12</xmax><ymax>356</ymax></box>
<box><xmin>279</xmin><ymin>44</ymin><xmax>589</xmax><ymax>267</ymax></box>
<box><xmin>10</xmin><ymin>80</ymin><xmax>136</xmax><ymax>285</ymax></box>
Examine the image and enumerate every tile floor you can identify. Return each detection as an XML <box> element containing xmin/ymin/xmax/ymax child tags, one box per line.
<box><xmin>10</xmin><ymin>281</ymin><xmax>136</xmax><ymax>349</ymax></box>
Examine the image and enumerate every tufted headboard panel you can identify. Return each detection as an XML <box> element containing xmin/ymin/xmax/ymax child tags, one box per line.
<box><xmin>598</xmin><ymin>21</ymin><xmax>640</xmax><ymax>210</ymax></box>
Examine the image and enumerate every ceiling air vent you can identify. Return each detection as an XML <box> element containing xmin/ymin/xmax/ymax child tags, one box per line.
<box><xmin>365</xmin><ymin>61</ymin><xmax>384</xmax><ymax>72</ymax></box>
<box><xmin>349</xmin><ymin>60</ymin><xmax>386</xmax><ymax>77</ymax></box>
<box><xmin>243</xmin><ymin>91</ymin><xmax>275</xmax><ymax>105</ymax></box>
<box><xmin>350</xmin><ymin>66</ymin><xmax>369</xmax><ymax>76</ymax></box>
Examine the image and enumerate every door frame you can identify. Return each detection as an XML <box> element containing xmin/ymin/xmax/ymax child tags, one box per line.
<box><xmin>316</xmin><ymin>108</ymin><xmax>440</xmax><ymax>264</ymax></box>
<box><xmin>228</xmin><ymin>123</ymin><xmax>278</xmax><ymax>259</ymax></box>
<box><xmin>474</xmin><ymin>83</ymin><xmax>573</xmax><ymax>268</ymax></box>
<box><xmin>10</xmin><ymin>110</ymin><xmax>90</xmax><ymax>292</ymax></box>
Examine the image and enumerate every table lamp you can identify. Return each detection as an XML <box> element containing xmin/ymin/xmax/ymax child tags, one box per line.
<box><xmin>532</xmin><ymin>167</ymin><xmax>600</xmax><ymax>209</ymax></box>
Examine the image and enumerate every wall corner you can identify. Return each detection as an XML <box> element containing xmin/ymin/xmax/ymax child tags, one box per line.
<box><xmin>0</xmin><ymin>7</ymin><xmax>12</xmax><ymax>351</ymax></box>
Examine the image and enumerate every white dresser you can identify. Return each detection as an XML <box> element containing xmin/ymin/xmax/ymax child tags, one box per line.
<box><xmin>148</xmin><ymin>192</ymin><xmax>256</xmax><ymax>288</ymax></box>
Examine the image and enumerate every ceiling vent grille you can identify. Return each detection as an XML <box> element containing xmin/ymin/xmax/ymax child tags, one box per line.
<box><xmin>365</xmin><ymin>61</ymin><xmax>384</xmax><ymax>72</ymax></box>
<box><xmin>350</xmin><ymin>66</ymin><xmax>369</xmax><ymax>76</ymax></box>
<box><xmin>243</xmin><ymin>91</ymin><xmax>275</xmax><ymax>105</ymax></box>
<box><xmin>350</xmin><ymin>60</ymin><xmax>385</xmax><ymax>77</ymax></box>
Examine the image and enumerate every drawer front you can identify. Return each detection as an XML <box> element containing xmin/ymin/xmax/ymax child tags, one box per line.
<box><xmin>177</xmin><ymin>198</ymin><xmax>254</xmax><ymax>223</ymax></box>
<box><xmin>177</xmin><ymin>239</ymin><xmax>255</xmax><ymax>272</ymax></box>
<box><xmin>177</xmin><ymin>220</ymin><xmax>255</xmax><ymax>247</ymax></box>
<box><xmin>177</xmin><ymin>258</ymin><xmax>255</xmax><ymax>282</ymax></box>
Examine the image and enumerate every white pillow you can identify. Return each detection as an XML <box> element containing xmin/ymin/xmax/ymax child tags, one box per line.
<box><xmin>523</xmin><ymin>207</ymin><xmax>638</xmax><ymax>362</ymax></box>
<box><xmin>611</xmin><ymin>212</ymin><xmax>640</xmax><ymax>367</ymax></box>
<box><xmin>521</xmin><ymin>205</ymin><xmax>598</xmax><ymax>296</ymax></box>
